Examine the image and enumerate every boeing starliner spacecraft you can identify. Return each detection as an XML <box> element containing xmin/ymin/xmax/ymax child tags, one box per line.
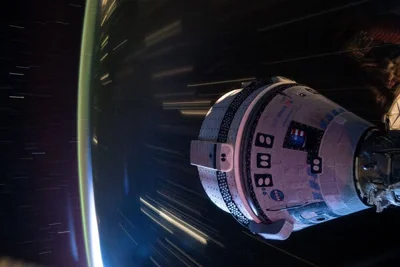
<box><xmin>190</xmin><ymin>77</ymin><xmax>400</xmax><ymax>240</ymax></box>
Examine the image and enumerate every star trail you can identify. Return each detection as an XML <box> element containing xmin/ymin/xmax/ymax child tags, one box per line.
<box><xmin>1</xmin><ymin>0</ymin><xmax>85</xmax><ymax>266</ymax></box>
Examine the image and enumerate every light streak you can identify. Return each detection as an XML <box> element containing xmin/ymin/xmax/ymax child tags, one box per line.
<box><xmin>32</xmin><ymin>152</ymin><xmax>46</xmax><ymax>155</ymax></box>
<box><xmin>145</xmin><ymin>144</ymin><xmax>183</xmax><ymax>156</ymax></box>
<box><xmin>9</xmin><ymin>25</ymin><xmax>24</xmax><ymax>29</ymax></box>
<box><xmin>119</xmin><ymin>223</ymin><xmax>138</xmax><ymax>245</ymax></box>
<box><xmin>150</xmin><ymin>245</ymin><xmax>171</xmax><ymax>265</ymax></box>
<box><xmin>146</xmin><ymin>195</ymin><xmax>224</xmax><ymax>247</ymax></box>
<box><xmin>141</xmin><ymin>208</ymin><xmax>173</xmax><ymax>234</ymax></box>
<box><xmin>166</xmin><ymin>179</ymin><xmax>208</xmax><ymax>199</ymax></box>
<box><xmin>150</xmin><ymin>257</ymin><xmax>161</xmax><ymax>267</ymax></box>
<box><xmin>160</xmin><ymin>209</ymin><xmax>208</xmax><ymax>245</ymax></box>
<box><xmin>140</xmin><ymin>198</ymin><xmax>208</xmax><ymax>244</ymax></box>
<box><xmin>113</xmin><ymin>39</ymin><xmax>128</xmax><ymax>51</ymax></box>
<box><xmin>100</xmin><ymin>73</ymin><xmax>109</xmax><ymax>80</ymax></box>
<box><xmin>102</xmin><ymin>80</ymin><xmax>112</xmax><ymax>85</ymax></box>
<box><xmin>180</xmin><ymin>110</ymin><xmax>208</xmax><ymax>116</ymax></box>
<box><xmin>101</xmin><ymin>35</ymin><xmax>109</xmax><ymax>48</ymax></box>
<box><xmin>145</xmin><ymin>21</ymin><xmax>181</xmax><ymax>47</ymax></box>
<box><xmin>19</xmin><ymin>240</ymin><xmax>34</xmax><ymax>244</ymax></box>
<box><xmin>162</xmin><ymin>100</ymin><xmax>211</xmax><ymax>106</ymax></box>
<box><xmin>69</xmin><ymin>3</ymin><xmax>82</xmax><ymax>7</ymax></box>
<box><xmin>56</xmin><ymin>21</ymin><xmax>70</xmax><ymax>25</ymax></box>
<box><xmin>100</xmin><ymin>15</ymin><xmax>108</xmax><ymax>26</ymax></box>
<box><xmin>100</xmin><ymin>53</ymin><xmax>108</xmax><ymax>61</ymax></box>
<box><xmin>258</xmin><ymin>0</ymin><xmax>369</xmax><ymax>32</ymax></box>
<box><xmin>157</xmin><ymin>190</ymin><xmax>201</xmax><ymax>215</ymax></box>
<box><xmin>117</xmin><ymin>208</ymin><xmax>134</xmax><ymax>228</ymax></box>
<box><xmin>35</xmin><ymin>187</ymin><xmax>60</xmax><ymax>191</ymax></box>
<box><xmin>159</xmin><ymin>201</ymin><xmax>222</xmax><ymax>241</ymax></box>
<box><xmin>106</xmin><ymin>0</ymin><xmax>116</xmax><ymax>16</ymax></box>
<box><xmin>157</xmin><ymin>239</ymin><xmax>189</xmax><ymax>266</ymax></box>
<box><xmin>165</xmin><ymin>238</ymin><xmax>203</xmax><ymax>267</ymax></box>
<box><xmin>187</xmin><ymin>77</ymin><xmax>255</xmax><ymax>87</ymax></box>
<box><xmin>152</xmin><ymin>66</ymin><xmax>193</xmax><ymax>79</ymax></box>
<box><xmin>101</xmin><ymin>40</ymin><xmax>108</xmax><ymax>50</ymax></box>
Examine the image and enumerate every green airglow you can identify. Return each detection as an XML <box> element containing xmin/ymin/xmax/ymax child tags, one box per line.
<box><xmin>78</xmin><ymin>0</ymin><xmax>99</xmax><ymax>266</ymax></box>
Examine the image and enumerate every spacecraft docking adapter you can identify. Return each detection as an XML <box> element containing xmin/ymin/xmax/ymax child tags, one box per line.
<box><xmin>190</xmin><ymin>77</ymin><xmax>400</xmax><ymax>240</ymax></box>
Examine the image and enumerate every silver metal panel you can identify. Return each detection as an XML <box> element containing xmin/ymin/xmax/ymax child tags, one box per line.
<box><xmin>319</xmin><ymin>112</ymin><xmax>372</xmax><ymax>215</ymax></box>
<box><xmin>198</xmin><ymin>167</ymin><xmax>229</xmax><ymax>213</ymax></box>
<box><xmin>247</xmin><ymin>85</ymin><xmax>360</xmax><ymax>229</ymax></box>
<box><xmin>190</xmin><ymin>140</ymin><xmax>217</xmax><ymax>170</ymax></box>
<box><xmin>249</xmin><ymin>93</ymin><xmax>310</xmax><ymax>226</ymax></box>
<box><xmin>196</xmin><ymin>90</ymin><xmax>242</xmax><ymax>213</ymax></box>
<box><xmin>199</xmin><ymin>90</ymin><xmax>241</xmax><ymax>141</ymax></box>
<box><xmin>283</xmin><ymin>85</ymin><xmax>344</xmax><ymax>130</ymax></box>
<box><xmin>190</xmin><ymin>141</ymin><xmax>234</xmax><ymax>172</ymax></box>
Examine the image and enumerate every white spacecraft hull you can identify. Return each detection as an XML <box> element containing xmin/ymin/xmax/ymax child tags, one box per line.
<box><xmin>191</xmin><ymin>77</ymin><xmax>376</xmax><ymax>240</ymax></box>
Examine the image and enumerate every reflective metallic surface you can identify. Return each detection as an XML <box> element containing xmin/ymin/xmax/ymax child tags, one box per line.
<box><xmin>191</xmin><ymin>79</ymin><xmax>375</xmax><ymax>240</ymax></box>
<box><xmin>79</xmin><ymin>0</ymin><xmax>400</xmax><ymax>266</ymax></box>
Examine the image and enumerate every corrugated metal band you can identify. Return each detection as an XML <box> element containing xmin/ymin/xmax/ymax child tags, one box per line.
<box><xmin>215</xmin><ymin>79</ymin><xmax>296</xmax><ymax>228</ymax></box>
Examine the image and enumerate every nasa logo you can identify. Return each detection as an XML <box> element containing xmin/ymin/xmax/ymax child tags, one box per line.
<box><xmin>289</xmin><ymin>128</ymin><xmax>306</xmax><ymax>148</ymax></box>
<box><xmin>270</xmin><ymin>189</ymin><xmax>284</xmax><ymax>201</ymax></box>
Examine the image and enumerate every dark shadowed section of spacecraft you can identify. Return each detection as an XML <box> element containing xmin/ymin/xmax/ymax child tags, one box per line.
<box><xmin>83</xmin><ymin>0</ymin><xmax>400</xmax><ymax>266</ymax></box>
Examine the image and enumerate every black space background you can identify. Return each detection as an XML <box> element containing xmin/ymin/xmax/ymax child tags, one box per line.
<box><xmin>1</xmin><ymin>1</ymin><xmax>86</xmax><ymax>266</ymax></box>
